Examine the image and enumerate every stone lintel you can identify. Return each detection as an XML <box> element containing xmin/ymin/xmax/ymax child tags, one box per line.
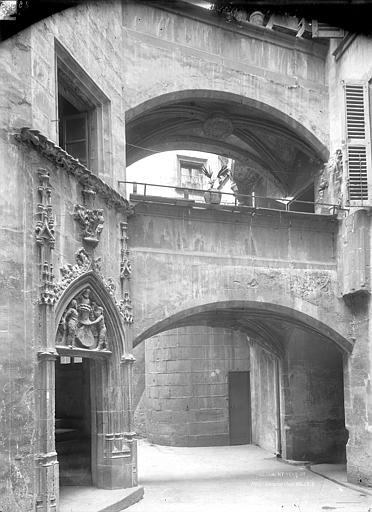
<box><xmin>56</xmin><ymin>345</ymin><xmax>112</xmax><ymax>360</ymax></box>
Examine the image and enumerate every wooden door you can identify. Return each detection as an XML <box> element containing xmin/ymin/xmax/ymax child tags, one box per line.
<box><xmin>229</xmin><ymin>371</ymin><xmax>252</xmax><ymax>445</ymax></box>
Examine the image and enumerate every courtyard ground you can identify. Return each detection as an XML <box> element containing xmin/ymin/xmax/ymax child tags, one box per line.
<box><xmin>130</xmin><ymin>439</ymin><xmax>372</xmax><ymax>512</ymax></box>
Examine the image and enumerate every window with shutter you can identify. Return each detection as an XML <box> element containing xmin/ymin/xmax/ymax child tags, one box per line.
<box><xmin>60</xmin><ymin>113</ymin><xmax>89</xmax><ymax>167</ymax></box>
<box><xmin>177</xmin><ymin>155</ymin><xmax>208</xmax><ymax>194</ymax></box>
<box><xmin>311</xmin><ymin>21</ymin><xmax>345</xmax><ymax>39</ymax></box>
<box><xmin>344</xmin><ymin>83</ymin><xmax>371</xmax><ymax>204</ymax></box>
<box><xmin>55</xmin><ymin>40</ymin><xmax>111</xmax><ymax>176</ymax></box>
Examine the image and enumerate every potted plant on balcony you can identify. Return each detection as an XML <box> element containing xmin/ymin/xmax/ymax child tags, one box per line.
<box><xmin>201</xmin><ymin>164</ymin><xmax>230</xmax><ymax>204</ymax></box>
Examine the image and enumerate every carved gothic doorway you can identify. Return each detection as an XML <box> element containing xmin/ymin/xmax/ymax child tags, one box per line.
<box><xmin>53</xmin><ymin>269</ymin><xmax>138</xmax><ymax>496</ymax></box>
<box><xmin>55</xmin><ymin>356</ymin><xmax>92</xmax><ymax>486</ymax></box>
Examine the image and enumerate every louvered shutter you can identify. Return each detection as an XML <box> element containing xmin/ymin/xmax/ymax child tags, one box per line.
<box><xmin>344</xmin><ymin>83</ymin><xmax>371</xmax><ymax>204</ymax></box>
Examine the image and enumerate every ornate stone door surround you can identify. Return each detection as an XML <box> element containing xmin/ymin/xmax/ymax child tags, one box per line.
<box><xmin>53</xmin><ymin>270</ymin><xmax>137</xmax><ymax>491</ymax></box>
<box><xmin>30</xmin><ymin>161</ymin><xmax>137</xmax><ymax>511</ymax></box>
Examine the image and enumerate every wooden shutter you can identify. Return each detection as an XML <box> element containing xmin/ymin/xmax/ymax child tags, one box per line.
<box><xmin>312</xmin><ymin>21</ymin><xmax>345</xmax><ymax>39</ymax></box>
<box><xmin>60</xmin><ymin>113</ymin><xmax>89</xmax><ymax>167</ymax></box>
<box><xmin>344</xmin><ymin>83</ymin><xmax>370</xmax><ymax>204</ymax></box>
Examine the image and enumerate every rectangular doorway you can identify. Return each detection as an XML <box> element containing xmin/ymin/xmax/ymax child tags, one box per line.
<box><xmin>55</xmin><ymin>357</ymin><xmax>92</xmax><ymax>486</ymax></box>
<box><xmin>228</xmin><ymin>371</ymin><xmax>252</xmax><ymax>445</ymax></box>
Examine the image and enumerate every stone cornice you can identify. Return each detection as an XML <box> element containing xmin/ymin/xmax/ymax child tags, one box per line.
<box><xmin>15</xmin><ymin>128</ymin><xmax>133</xmax><ymax>215</ymax></box>
<box><xmin>140</xmin><ymin>0</ymin><xmax>328</xmax><ymax>58</ymax></box>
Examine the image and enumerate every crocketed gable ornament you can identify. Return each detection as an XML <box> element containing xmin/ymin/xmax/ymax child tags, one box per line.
<box><xmin>55</xmin><ymin>248</ymin><xmax>133</xmax><ymax>337</ymax></box>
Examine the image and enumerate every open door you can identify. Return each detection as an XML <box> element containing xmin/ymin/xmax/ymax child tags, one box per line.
<box><xmin>55</xmin><ymin>357</ymin><xmax>92</xmax><ymax>486</ymax></box>
<box><xmin>228</xmin><ymin>371</ymin><xmax>252</xmax><ymax>445</ymax></box>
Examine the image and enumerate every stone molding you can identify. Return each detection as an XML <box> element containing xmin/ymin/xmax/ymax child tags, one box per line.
<box><xmin>121</xmin><ymin>353</ymin><xmax>136</xmax><ymax>364</ymax></box>
<box><xmin>56</xmin><ymin>346</ymin><xmax>112</xmax><ymax>359</ymax></box>
<box><xmin>37</xmin><ymin>349</ymin><xmax>58</xmax><ymax>361</ymax></box>
<box><xmin>16</xmin><ymin>127</ymin><xmax>133</xmax><ymax>214</ymax></box>
<box><xmin>34</xmin><ymin>451</ymin><xmax>58</xmax><ymax>466</ymax></box>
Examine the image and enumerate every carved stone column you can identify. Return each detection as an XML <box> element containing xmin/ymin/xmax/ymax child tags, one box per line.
<box><xmin>120</xmin><ymin>355</ymin><xmax>138</xmax><ymax>487</ymax></box>
<box><xmin>35</xmin><ymin>350</ymin><xmax>59</xmax><ymax>512</ymax></box>
<box><xmin>34</xmin><ymin>169</ymin><xmax>58</xmax><ymax>512</ymax></box>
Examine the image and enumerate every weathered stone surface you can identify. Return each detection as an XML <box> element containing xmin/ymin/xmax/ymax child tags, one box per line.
<box><xmin>129</xmin><ymin>200</ymin><xmax>351</xmax><ymax>350</ymax></box>
<box><xmin>2</xmin><ymin>0</ymin><xmax>372</xmax><ymax>508</ymax></box>
<box><xmin>144</xmin><ymin>326</ymin><xmax>249</xmax><ymax>447</ymax></box>
<box><xmin>281</xmin><ymin>328</ymin><xmax>347</xmax><ymax>463</ymax></box>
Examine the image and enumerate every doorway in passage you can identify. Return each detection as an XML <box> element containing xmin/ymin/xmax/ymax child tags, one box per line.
<box><xmin>228</xmin><ymin>371</ymin><xmax>252</xmax><ymax>445</ymax></box>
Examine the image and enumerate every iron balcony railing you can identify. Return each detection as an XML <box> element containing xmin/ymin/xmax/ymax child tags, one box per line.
<box><xmin>118</xmin><ymin>181</ymin><xmax>344</xmax><ymax>216</ymax></box>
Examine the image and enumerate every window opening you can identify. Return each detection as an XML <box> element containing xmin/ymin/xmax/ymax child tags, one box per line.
<box><xmin>55</xmin><ymin>39</ymin><xmax>111</xmax><ymax>176</ymax></box>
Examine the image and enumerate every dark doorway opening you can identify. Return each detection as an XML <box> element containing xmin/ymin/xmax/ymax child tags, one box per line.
<box><xmin>228</xmin><ymin>371</ymin><xmax>252</xmax><ymax>445</ymax></box>
<box><xmin>55</xmin><ymin>357</ymin><xmax>92</xmax><ymax>486</ymax></box>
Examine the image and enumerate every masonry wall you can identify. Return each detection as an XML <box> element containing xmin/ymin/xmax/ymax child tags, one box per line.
<box><xmin>282</xmin><ymin>327</ymin><xmax>346</xmax><ymax>463</ymax></box>
<box><xmin>123</xmin><ymin>2</ymin><xmax>329</xmax><ymax>148</ymax></box>
<box><xmin>0</xmin><ymin>2</ymin><xmax>130</xmax><ymax>509</ymax></box>
<box><xmin>326</xmin><ymin>35</ymin><xmax>372</xmax><ymax>486</ymax></box>
<box><xmin>128</xmin><ymin>202</ymin><xmax>351</xmax><ymax>346</ymax></box>
<box><xmin>145</xmin><ymin>326</ymin><xmax>250</xmax><ymax>446</ymax></box>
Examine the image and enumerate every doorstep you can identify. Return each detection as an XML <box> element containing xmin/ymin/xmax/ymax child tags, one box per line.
<box><xmin>309</xmin><ymin>464</ymin><xmax>372</xmax><ymax>496</ymax></box>
<box><xmin>59</xmin><ymin>485</ymin><xmax>144</xmax><ymax>512</ymax></box>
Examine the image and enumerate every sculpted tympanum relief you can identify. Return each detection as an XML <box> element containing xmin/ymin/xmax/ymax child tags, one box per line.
<box><xmin>58</xmin><ymin>287</ymin><xmax>108</xmax><ymax>350</ymax></box>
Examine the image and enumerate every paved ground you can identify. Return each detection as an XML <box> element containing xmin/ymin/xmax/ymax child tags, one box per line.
<box><xmin>130</xmin><ymin>439</ymin><xmax>372</xmax><ymax>512</ymax></box>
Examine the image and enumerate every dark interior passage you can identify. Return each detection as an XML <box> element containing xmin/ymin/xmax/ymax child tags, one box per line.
<box><xmin>55</xmin><ymin>358</ymin><xmax>92</xmax><ymax>486</ymax></box>
<box><xmin>282</xmin><ymin>328</ymin><xmax>347</xmax><ymax>463</ymax></box>
<box><xmin>228</xmin><ymin>371</ymin><xmax>252</xmax><ymax>445</ymax></box>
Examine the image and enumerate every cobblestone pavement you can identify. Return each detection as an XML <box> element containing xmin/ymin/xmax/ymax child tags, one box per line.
<box><xmin>130</xmin><ymin>439</ymin><xmax>372</xmax><ymax>512</ymax></box>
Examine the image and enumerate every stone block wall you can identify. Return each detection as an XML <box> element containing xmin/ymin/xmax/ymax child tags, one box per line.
<box><xmin>145</xmin><ymin>326</ymin><xmax>250</xmax><ymax>446</ymax></box>
<box><xmin>123</xmin><ymin>2</ymin><xmax>328</xmax><ymax>148</ymax></box>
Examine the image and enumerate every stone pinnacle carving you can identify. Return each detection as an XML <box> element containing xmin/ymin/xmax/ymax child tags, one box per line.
<box><xmin>73</xmin><ymin>204</ymin><xmax>104</xmax><ymax>247</ymax></box>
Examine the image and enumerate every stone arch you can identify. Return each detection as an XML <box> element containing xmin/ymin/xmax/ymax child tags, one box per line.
<box><xmin>126</xmin><ymin>89</ymin><xmax>329</xmax><ymax>163</ymax></box>
<box><xmin>133</xmin><ymin>300</ymin><xmax>353</xmax><ymax>354</ymax></box>
<box><xmin>126</xmin><ymin>89</ymin><xmax>329</xmax><ymax>197</ymax></box>
<box><xmin>54</xmin><ymin>270</ymin><xmax>127</xmax><ymax>358</ymax></box>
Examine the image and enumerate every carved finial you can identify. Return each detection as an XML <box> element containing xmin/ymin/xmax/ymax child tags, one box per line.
<box><xmin>35</xmin><ymin>169</ymin><xmax>55</xmax><ymax>247</ymax></box>
<box><xmin>118</xmin><ymin>291</ymin><xmax>134</xmax><ymax>324</ymax></box>
<box><xmin>73</xmin><ymin>204</ymin><xmax>104</xmax><ymax>248</ymax></box>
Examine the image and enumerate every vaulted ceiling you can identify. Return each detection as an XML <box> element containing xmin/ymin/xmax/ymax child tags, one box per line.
<box><xmin>126</xmin><ymin>96</ymin><xmax>326</xmax><ymax>198</ymax></box>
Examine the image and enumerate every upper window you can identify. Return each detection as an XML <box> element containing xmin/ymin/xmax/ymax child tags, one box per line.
<box><xmin>177</xmin><ymin>155</ymin><xmax>208</xmax><ymax>191</ymax></box>
<box><xmin>55</xmin><ymin>40</ymin><xmax>110</xmax><ymax>176</ymax></box>
<box><xmin>344</xmin><ymin>83</ymin><xmax>371</xmax><ymax>204</ymax></box>
<box><xmin>58</xmin><ymin>85</ymin><xmax>90</xmax><ymax>167</ymax></box>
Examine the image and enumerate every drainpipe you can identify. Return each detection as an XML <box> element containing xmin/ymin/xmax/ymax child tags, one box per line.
<box><xmin>275</xmin><ymin>358</ymin><xmax>282</xmax><ymax>457</ymax></box>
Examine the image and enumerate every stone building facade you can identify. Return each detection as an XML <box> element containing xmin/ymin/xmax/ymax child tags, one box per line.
<box><xmin>1</xmin><ymin>1</ymin><xmax>372</xmax><ymax>511</ymax></box>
